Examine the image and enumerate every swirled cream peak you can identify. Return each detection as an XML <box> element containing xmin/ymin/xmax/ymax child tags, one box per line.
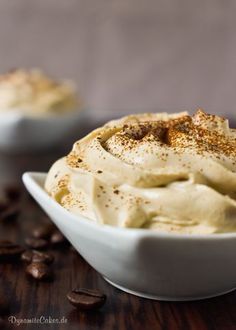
<box><xmin>0</xmin><ymin>69</ymin><xmax>79</xmax><ymax>115</ymax></box>
<box><xmin>45</xmin><ymin>110</ymin><xmax>236</xmax><ymax>234</ymax></box>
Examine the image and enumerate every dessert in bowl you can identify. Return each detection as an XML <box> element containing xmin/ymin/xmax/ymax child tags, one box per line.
<box><xmin>23</xmin><ymin>109</ymin><xmax>236</xmax><ymax>300</ymax></box>
<box><xmin>0</xmin><ymin>69</ymin><xmax>84</xmax><ymax>152</ymax></box>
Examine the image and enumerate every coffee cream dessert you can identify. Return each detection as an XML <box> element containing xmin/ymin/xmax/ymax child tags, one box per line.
<box><xmin>45</xmin><ymin>109</ymin><xmax>236</xmax><ymax>234</ymax></box>
<box><xmin>0</xmin><ymin>69</ymin><xmax>79</xmax><ymax>116</ymax></box>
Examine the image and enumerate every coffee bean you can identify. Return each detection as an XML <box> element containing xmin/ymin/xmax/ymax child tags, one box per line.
<box><xmin>25</xmin><ymin>237</ymin><xmax>48</xmax><ymax>250</ymax></box>
<box><xmin>0</xmin><ymin>205</ymin><xmax>20</xmax><ymax>222</ymax></box>
<box><xmin>26</xmin><ymin>262</ymin><xmax>52</xmax><ymax>281</ymax></box>
<box><xmin>4</xmin><ymin>184</ymin><xmax>21</xmax><ymax>202</ymax></box>
<box><xmin>50</xmin><ymin>230</ymin><xmax>66</xmax><ymax>245</ymax></box>
<box><xmin>32</xmin><ymin>223</ymin><xmax>55</xmax><ymax>239</ymax></box>
<box><xmin>21</xmin><ymin>250</ymin><xmax>33</xmax><ymax>263</ymax></box>
<box><xmin>0</xmin><ymin>240</ymin><xmax>24</xmax><ymax>261</ymax></box>
<box><xmin>32</xmin><ymin>251</ymin><xmax>54</xmax><ymax>264</ymax></box>
<box><xmin>21</xmin><ymin>250</ymin><xmax>54</xmax><ymax>265</ymax></box>
<box><xmin>67</xmin><ymin>288</ymin><xmax>106</xmax><ymax>310</ymax></box>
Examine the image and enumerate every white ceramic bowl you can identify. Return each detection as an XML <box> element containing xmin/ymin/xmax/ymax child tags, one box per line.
<box><xmin>23</xmin><ymin>172</ymin><xmax>236</xmax><ymax>301</ymax></box>
<box><xmin>0</xmin><ymin>110</ymin><xmax>85</xmax><ymax>152</ymax></box>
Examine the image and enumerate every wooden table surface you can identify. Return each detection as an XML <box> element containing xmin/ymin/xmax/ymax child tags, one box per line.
<box><xmin>0</xmin><ymin>119</ymin><xmax>236</xmax><ymax>330</ymax></box>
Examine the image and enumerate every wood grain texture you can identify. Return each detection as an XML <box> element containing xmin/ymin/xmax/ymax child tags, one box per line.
<box><xmin>0</xmin><ymin>122</ymin><xmax>236</xmax><ymax>330</ymax></box>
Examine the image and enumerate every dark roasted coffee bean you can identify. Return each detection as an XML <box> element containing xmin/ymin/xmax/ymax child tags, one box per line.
<box><xmin>32</xmin><ymin>223</ymin><xmax>55</xmax><ymax>239</ymax></box>
<box><xmin>0</xmin><ymin>240</ymin><xmax>24</xmax><ymax>260</ymax></box>
<box><xmin>21</xmin><ymin>250</ymin><xmax>54</xmax><ymax>264</ymax></box>
<box><xmin>4</xmin><ymin>184</ymin><xmax>21</xmax><ymax>201</ymax></box>
<box><xmin>32</xmin><ymin>250</ymin><xmax>54</xmax><ymax>264</ymax></box>
<box><xmin>0</xmin><ymin>205</ymin><xmax>20</xmax><ymax>222</ymax></box>
<box><xmin>26</xmin><ymin>262</ymin><xmax>52</xmax><ymax>280</ymax></box>
<box><xmin>25</xmin><ymin>237</ymin><xmax>48</xmax><ymax>250</ymax></box>
<box><xmin>50</xmin><ymin>230</ymin><xmax>66</xmax><ymax>245</ymax></box>
<box><xmin>67</xmin><ymin>288</ymin><xmax>106</xmax><ymax>310</ymax></box>
<box><xmin>21</xmin><ymin>250</ymin><xmax>33</xmax><ymax>263</ymax></box>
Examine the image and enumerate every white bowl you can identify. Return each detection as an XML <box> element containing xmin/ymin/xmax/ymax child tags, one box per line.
<box><xmin>22</xmin><ymin>172</ymin><xmax>236</xmax><ymax>301</ymax></box>
<box><xmin>0</xmin><ymin>110</ymin><xmax>85</xmax><ymax>152</ymax></box>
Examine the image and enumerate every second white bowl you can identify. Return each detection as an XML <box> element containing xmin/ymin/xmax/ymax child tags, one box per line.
<box><xmin>0</xmin><ymin>110</ymin><xmax>85</xmax><ymax>152</ymax></box>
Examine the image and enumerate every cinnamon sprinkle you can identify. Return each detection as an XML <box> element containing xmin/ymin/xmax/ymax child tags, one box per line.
<box><xmin>66</xmin><ymin>109</ymin><xmax>236</xmax><ymax>170</ymax></box>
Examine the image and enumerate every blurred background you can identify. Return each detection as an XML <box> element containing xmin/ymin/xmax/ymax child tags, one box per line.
<box><xmin>0</xmin><ymin>0</ymin><xmax>235</xmax><ymax>120</ymax></box>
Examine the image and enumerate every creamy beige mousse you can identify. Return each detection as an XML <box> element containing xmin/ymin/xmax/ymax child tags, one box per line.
<box><xmin>45</xmin><ymin>109</ymin><xmax>236</xmax><ymax>234</ymax></box>
<box><xmin>0</xmin><ymin>69</ymin><xmax>79</xmax><ymax>116</ymax></box>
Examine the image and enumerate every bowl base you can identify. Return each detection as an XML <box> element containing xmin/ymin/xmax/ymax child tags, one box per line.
<box><xmin>104</xmin><ymin>277</ymin><xmax>236</xmax><ymax>301</ymax></box>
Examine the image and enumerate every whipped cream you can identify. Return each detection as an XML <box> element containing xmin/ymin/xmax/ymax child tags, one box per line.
<box><xmin>45</xmin><ymin>110</ymin><xmax>236</xmax><ymax>234</ymax></box>
<box><xmin>0</xmin><ymin>69</ymin><xmax>79</xmax><ymax>116</ymax></box>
